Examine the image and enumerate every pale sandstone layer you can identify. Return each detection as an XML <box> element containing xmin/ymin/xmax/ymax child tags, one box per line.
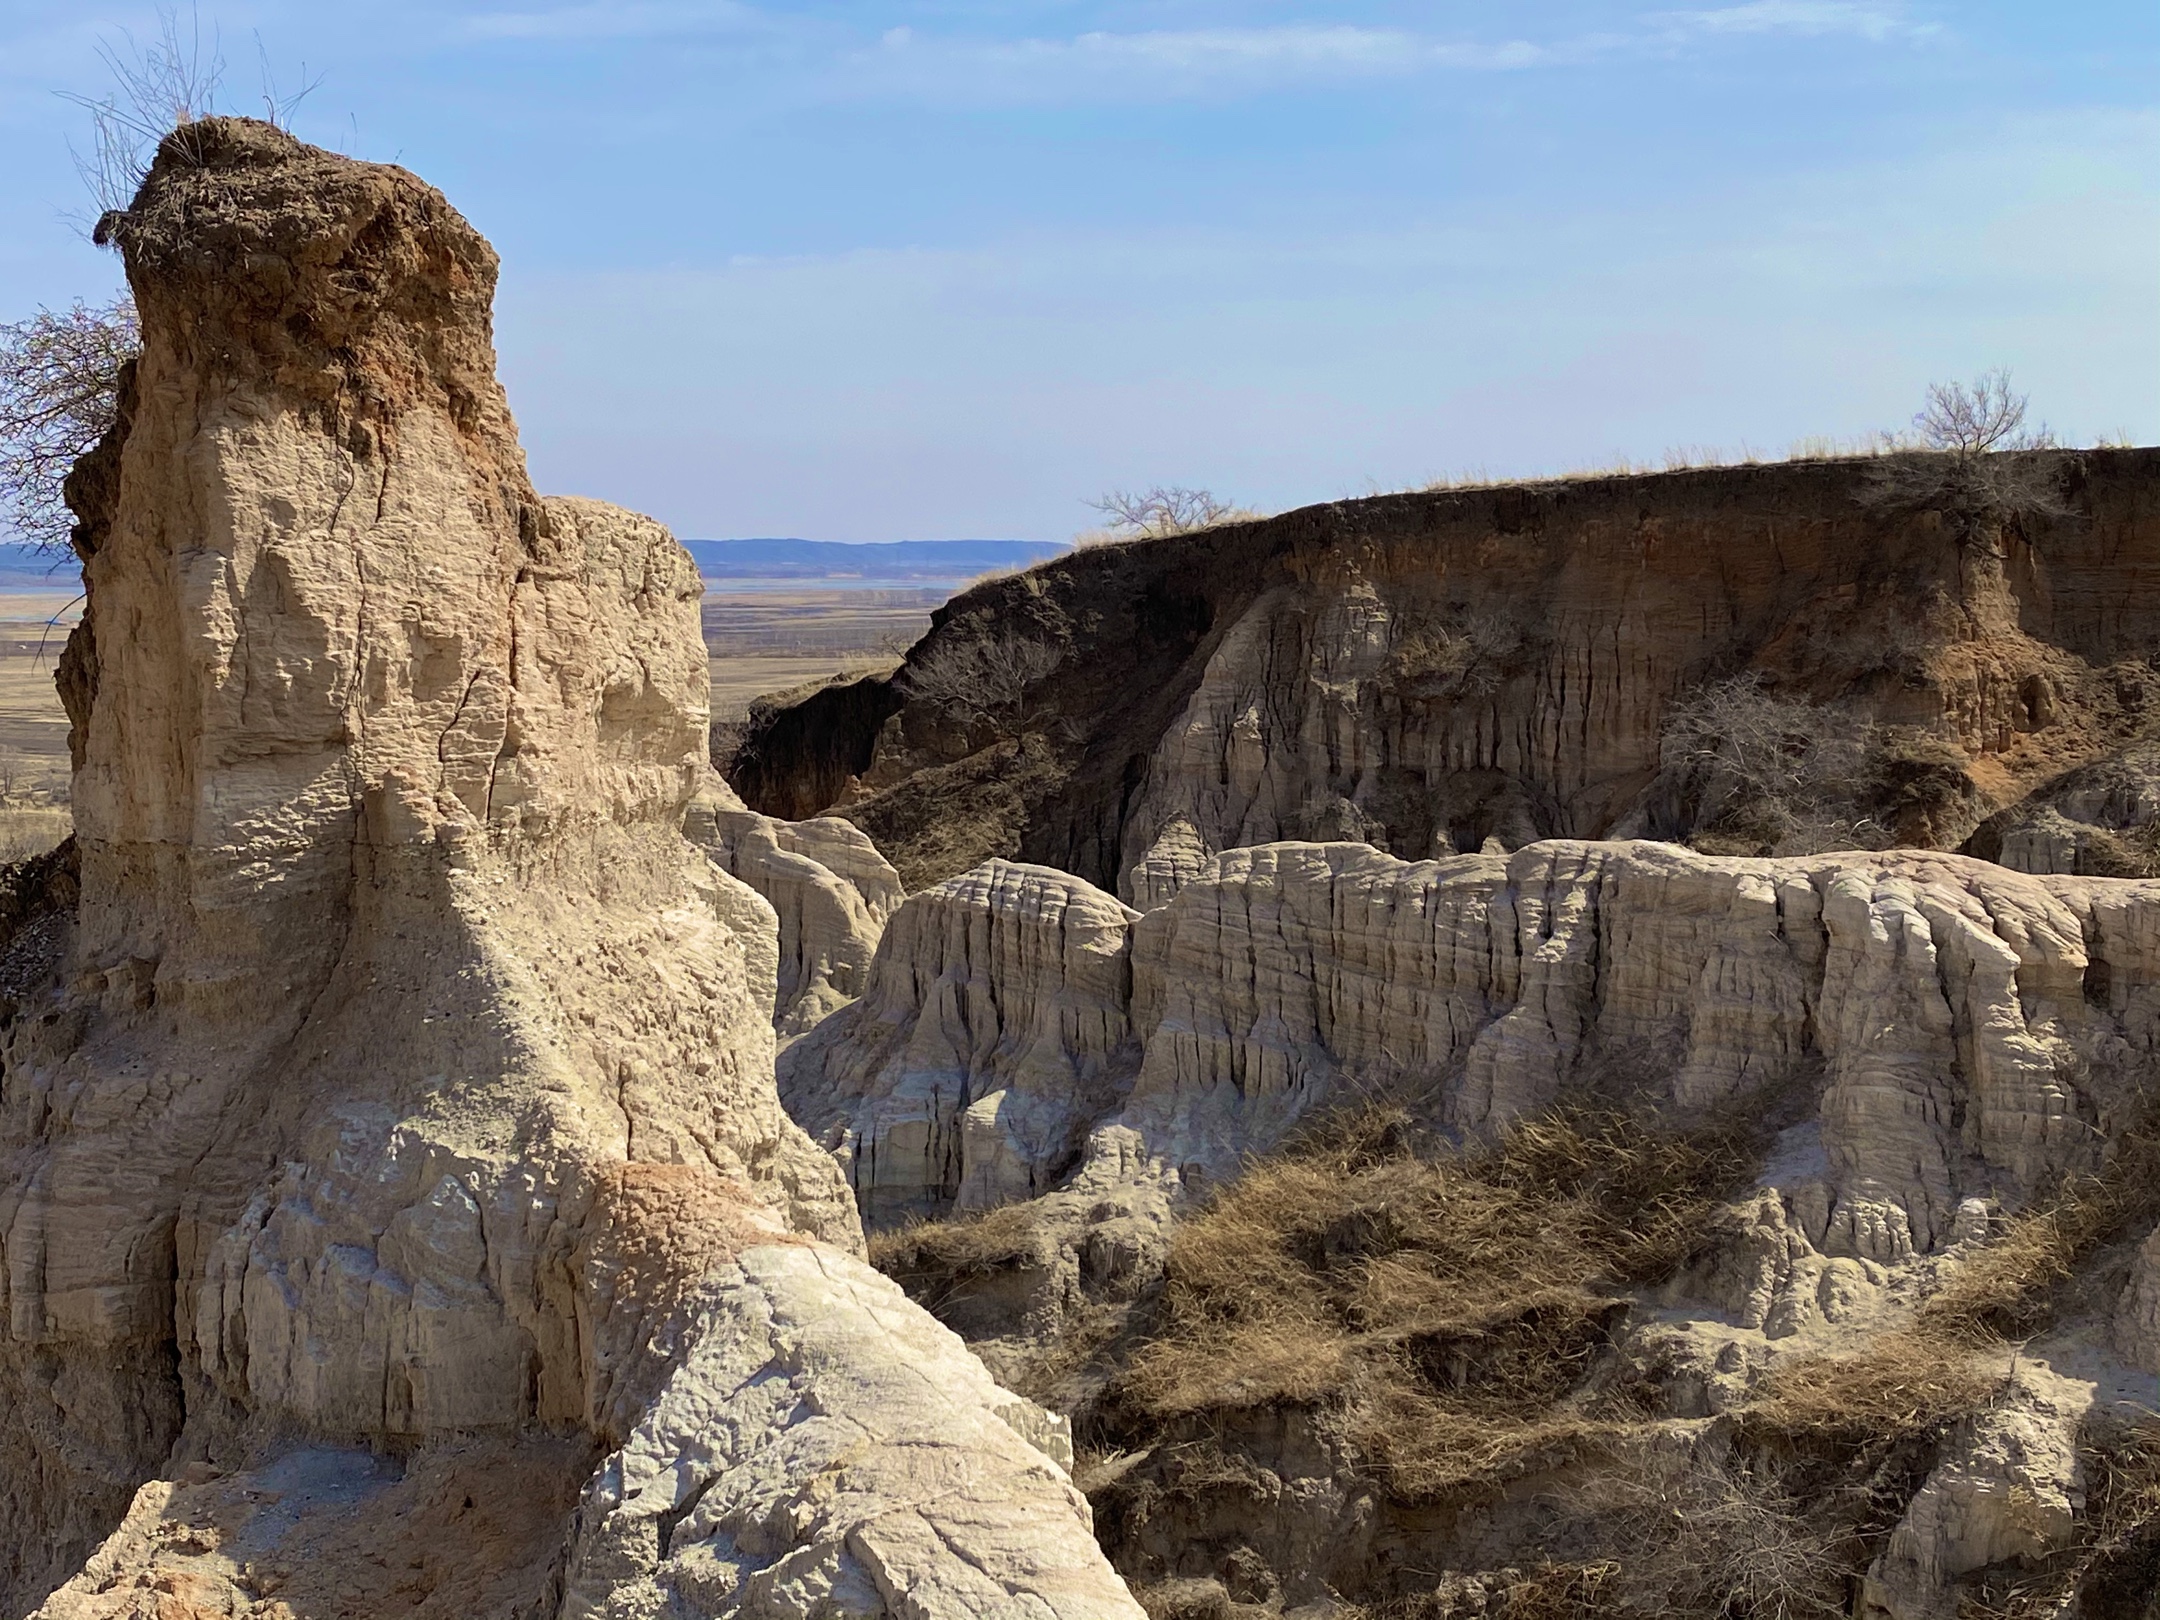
<box><xmin>1</xmin><ymin>119</ymin><xmax>1138</xmax><ymax>1620</ymax></box>
<box><xmin>689</xmin><ymin>780</ymin><xmax>906</xmax><ymax>1040</ymax></box>
<box><xmin>791</xmin><ymin>835</ymin><xmax>2160</xmax><ymax>1293</ymax></box>
<box><xmin>781</xmin><ymin>859</ymin><xmax>1140</xmax><ymax>1225</ymax></box>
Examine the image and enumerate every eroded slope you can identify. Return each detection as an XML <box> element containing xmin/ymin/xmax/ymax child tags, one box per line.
<box><xmin>732</xmin><ymin>453</ymin><xmax>2160</xmax><ymax>903</ymax></box>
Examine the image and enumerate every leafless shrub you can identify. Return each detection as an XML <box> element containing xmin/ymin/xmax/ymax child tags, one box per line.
<box><xmin>1086</xmin><ymin>486</ymin><xmax>1254</xmax><ymax>541</ymax></box>
<box><xmin>0</xmin><ymin>299</ymin><xmax>141</xmax><ymax>549</ymax></box>
<box><xmin>1387</xmin><ymin>610</ymin><xmax>1522</xmax><ymax>697</ymax></box>
<box><xmin>1561</xmin><ymin>1453</ymin><xmax>1851</xmax><ymax>1620</ymax></box>
<box><xmin>1859</xmin><ymin>371</ymin><xmax>2073</xmax><ymax>534</ymax></box>
<box><xmin>1835</xmin><ymin>613</ymin><xmax>1938</xmax><ymax>683</ymax></box>
<box><xmin>902</xmin><ymin>630</ymin><xmax>1064</xmax><ymax>731</ymax></box>
<box><xmin>252</xmin><ymin>34</ymin><xmax>325</xmax><ymax>132</ymax></box>
<box><xmin>60</xmin><ymin>5</ymin><xmax>227</xmax><ymax>231</ymax></box>
<box><xmin>1915</xmin><ymin>369</ymin><xmax>2052</xmax><ymax>456</ymax></box>
<box><xmin>1658</xmin><ymin>675</ymin><xmax>1880</xmax><ymax>853</ymax></box>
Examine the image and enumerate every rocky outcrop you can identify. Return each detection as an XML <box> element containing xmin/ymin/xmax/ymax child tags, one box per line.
<box><xmin>557</xmin><ymin>1243</ymin><xmax>1117</xmax><ymax>1619</ymax></box>
<box><xmin>1122</xmin><ymin>841</ymin><xmax>1515</xmax><ymax>1182</ymax></box>
<box><xmin>1966</xmin><ymin>739</ymin><xmax>2160</xmax><ymax>877</ymax></box>
<box><xmin>690</xmin><ymin>780</ymin><xmax>906</xmax><ymax>1038</ymax></box>
<box><xmin>782</xmin><ymin>859</ymin><xmax>1140</xmax><ymax>1225</ymax></box>
<box><xmin>2112</xmin><ymin>1226</ymin><xmax>2160</xmax><ymax>1374</ymax></box>
<box><xmin>734</xmin><ymin>452</ymin><xmax>2160</xmax><ymax>900</ymax></box>
<box><xmin>790</xmin><ymin>839</ymin><xmax>2160</xmax><ymax>1266</ymax></box>
<box><xmin>1861</xmin><ymin>1368</ymin><xmax>2090</xmax><ymax>1620</ymax></box>
<box><xmin>1</xmin><ymin>119</ymin><xmax>1137</xmax><ymax>1620</ymax></box>
<box><xmin>809</xmin><ymin>840</ymin><xmax>2160</xmax><ymax>1617</ymax></box>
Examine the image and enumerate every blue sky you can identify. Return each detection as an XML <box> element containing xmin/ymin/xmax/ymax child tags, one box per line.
<box><xmin>1</xmin><ymin>2</ymin><xmax>2153</xmax><ymax>541</ymax></box>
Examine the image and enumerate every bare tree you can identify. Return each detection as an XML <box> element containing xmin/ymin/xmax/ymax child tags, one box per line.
<box><xmin>1914</xmin><ymin>369</ymin><xmax>2051</xmax><ymax>456</ymax></box>
<box><xmin>1860</xmin><ymin>370</ymin><xmax>2071</xmax><ymax>533</ymax></box>
<box><xmin>9</xmin><ymin>9</ymin><xmax>316</xmax><ymax>548</ymax></box>
<box><xmin>903</xmin><ymin>632</ymin><xmax>1064</xmax><ymax>731</ymax></box>
<box><xmin>59</xmin><ymin>4</ymin><xmax>227</xmax><ymax>233</ymax></box>
<box><xmin>1085</xmin><ymin>486</ymin><xmax>1247</xmax><ymax>541</ymax></box>
<box><xmin>0</xmin><ymin>300</ymin><xmax>141</xmax><ymax>551</ymax></box>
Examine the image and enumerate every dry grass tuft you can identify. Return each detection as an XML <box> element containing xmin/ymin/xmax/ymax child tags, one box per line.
<box><xmin>869</xmin><ymin>1200</ymin><xmax>1040</xmax><ymax>1280</ymax></box>
<box><xmin>1735</xmin><ymin>1133</ymin><xmax>2160</xmax><ymax>1459</ymax></box>
<box><xmin>1921</xmin><ymin>1129</ymin><xmax>2160</xmax><ymax>1345</ymax></box>
<box><xmin>1742</xmin><ymin>1329</ymin><xmax>1993</xmax><ymax>1450</ymax></box>
<box><xmin>1111</xmin><ymin>1104</ymin><xmax>1763</xmax><ymax>1497</ymax></box>
<box><xmin>889</xmin><ymin>1088</ymin><xmax>2160</xmax><ymax>1614</ymax></box>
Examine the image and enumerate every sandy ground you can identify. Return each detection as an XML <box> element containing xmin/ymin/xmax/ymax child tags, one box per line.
<box><xmin>0</xmin><ymin>591</ymin><xmax>79</xmax><ymax>861</ymax></box>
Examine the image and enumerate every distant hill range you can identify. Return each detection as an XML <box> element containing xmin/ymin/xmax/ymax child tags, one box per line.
<box><xmin>0</xmin><ymin>540</ymin><xmax>1071</xmax><ymax>591</ymax></box>
<box><xmin>0</xmin><ymin>545</ymin><xmax>79</xmax><ymax>591</ymax></box>
<box><xmin>683</xmin><ymin>539</ymin><xmax>1067</xmax><ymax>580</ymax></box>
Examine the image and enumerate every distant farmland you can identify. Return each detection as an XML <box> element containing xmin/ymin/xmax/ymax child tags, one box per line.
<box><xmin>0</xmin><ymin>540</ymin><xmax>1070</xmax><ymax>763</ymax></box>
<box><xmin>694</xmin><ymin>539</ymin><xmax>1067</xmax><ymax>719</ymax></box>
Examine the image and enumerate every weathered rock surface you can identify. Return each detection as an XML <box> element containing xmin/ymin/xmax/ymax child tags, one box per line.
<box><xmin>809</xmin><ymin>839</ymin><xmax>2160</xmax><ymax>1618</ymax></box>
<box><xmin>1861</xmin><ymin>1367</ymin><xmax>2090</xmax><ymax>1620</ymax></box>
<box><xmin>782</xmin><ymin>859</ymin><xmax>1140</xmax><ymax>1225</ymax></box>
<box><xmin>558</xmin><ymin>1243</ymin><xmax>1130</xmax><ymax>1620</ymax></box>
<box><xmin>2113</xmin><ymin>1226</ymin><xmax>2160</xmax><ymax>1375</ymax></box>
<box><xmin>1</xmin><ymin>119</ymin><xmax>1137</xmax><ymax>1620</ymax></box>
<box><xmin>791</xmin><ymin>839</ymin><xmax>2160</xmax><ymax>1267</ymax></box>
<box><xmin>1966</xmin><ymin>738</ymin><xmax>2160</xmax><ymax>878</ymax></box>
<box><xmin>1123</xmin><ymin>841</ymin><xmax>1514</xmax><ymax>1182</ymax></box>
<box><xmin>733</xmin><ymin>451</ymin><xmax>2160</xmax><ymax>899</ymax></box>
<box><xmin>690</xmin><ymin>779</ymin><xmax>906</xmax><ymax>1038</ymax></box>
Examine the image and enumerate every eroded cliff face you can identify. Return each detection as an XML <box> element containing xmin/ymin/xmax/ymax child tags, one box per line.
<box><xmin>733</xmin><ymin>454</ymin><xmax>2160</xmax><ymax>901</ymax></box>
<box><xmin>798</xmin><ymin>842</ymin><xmax>2160</xmax><ymax>1615</ymax></box>
<box><xmin>781</xmin><ymin>859</ymin><xmax>1141</xmax><ymax>1224</ymax></box>
<box><xmin>690</xmin><ymin>779</ymin><xmax>907</xmax><ymax>1040</ymax></box>
<box><xmin>787</xmin><ymin>838</ymin><xmax>2160</xmax><ymax>1263</ymax></box>
<box><xmin>1</xmin><ymin>119</ymin><xmax>1139</xmax><ymax>1620</ymax></box>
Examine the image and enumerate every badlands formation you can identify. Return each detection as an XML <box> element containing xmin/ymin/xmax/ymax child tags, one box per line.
<box><xmin>7</xmin><ymin>115</ymin><xmax>2160</xmax><ymax>1620</ymax></box>
<box><xmin>729</xmin><ymin>374</ymin><xmax>2160</xmax><ymax>1604</ymax></box>
<box><xmin>0</xmin><ymin>120</ymin><xmax>1138</xmax><ymax>1620</ymax></box>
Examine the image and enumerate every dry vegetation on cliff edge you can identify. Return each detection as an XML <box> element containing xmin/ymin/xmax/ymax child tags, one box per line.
<box><xmin>1106</xmin><ymin>1105</ymin><xmax>1759</xmax><ymax>1495</ymax></box>
<box><xmin>877</xmin><ymin>1089</ymin><xmax>2160</xmax><ymax>1616</ymax></box>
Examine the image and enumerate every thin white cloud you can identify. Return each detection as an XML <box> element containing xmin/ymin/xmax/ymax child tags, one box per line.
<box><xmin>460</xmin><ymin>2</ymin><xmax>764</xmax><ymax>42</ymax></box>
<box><xmin>1650</xmin><ymin>2</ymin><xmax>1933</xmax><ymax>42</ymax></box>
<box><xmin>829</xmin><ymin>6</ymin><xmax>1930</xmax><ymax>106</ymax></box>
<box><xmin>1053</xmin><ymin>26</ymin><xmax>1544</xmax><ymax>76</ymax></box>
<box><xmin>841</xmin><ymin>24</ymin><xmax>1553</xmax><ymax>104</ymax></box>
<box><xmin>452</xmin><ymin>4</ymin><xmax>1928</xmax><ymax>99</ymax></box>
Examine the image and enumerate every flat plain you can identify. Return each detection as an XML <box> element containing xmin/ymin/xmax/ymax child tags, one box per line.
<box><xmin>0</xmin><ymin>590</ymin><xmax>79</xmax><ymax>859</ymax></box>
<box><xmin>702</xmin><ymin>583</ymin><xmax>942</xmax><ymax>719</ymax></box>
